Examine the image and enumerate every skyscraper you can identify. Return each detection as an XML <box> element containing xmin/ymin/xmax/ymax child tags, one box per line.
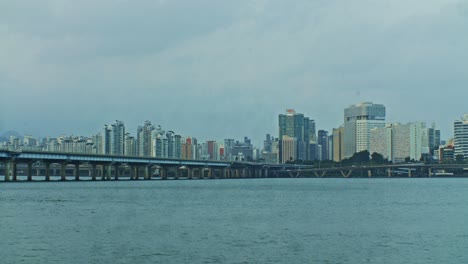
<box><xmin>344</xmin><ymin>102</ymin><xmax>386</xmax><ymax>158</ymax></box>
<box><xmin>137</xmin><ymin>121</ymin><xmax>154</xmax><ymax>157</ymax></box>
<box><xmin>332</xmin><ymin>126</ymin><xmax>345</xmax><ymax>162</ymax></box>
<box><xmin>103</xmin><ymin>120</ymin><xmax>125</xmax><ymax>155</ymax></box>
<box><xmin>278</xmin><ymin>109</ymin><xmax>312</xmax><ymax>163</ymax></box>
<box><xmin>454</xmin><ymin>114</ymin><xmax>468</xmax><ymax>158</ymax></box>
<box><xmin>317</xmin><ymin>130</ymin><xmax>329</xmax><ymax>161</ymax></box>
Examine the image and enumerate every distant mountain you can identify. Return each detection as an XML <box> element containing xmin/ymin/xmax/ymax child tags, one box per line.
<box><xmin>0</xmin><ymin>131</ymin><xmax>23</xmax><ymax>142</ymax></box>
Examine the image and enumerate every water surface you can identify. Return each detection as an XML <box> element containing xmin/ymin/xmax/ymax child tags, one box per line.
<box><xmin>1</xmin><ymin>178</ymin><xmax>468</xmax><ymax>263</ymax></box>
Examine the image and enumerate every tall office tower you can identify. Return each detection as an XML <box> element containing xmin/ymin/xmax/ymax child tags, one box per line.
<box><xmin>332</xmin><ymin>126</ymin><xmax>345</xmax><ymax>162</ymax></box>
<box><xmin>281</xmin><ymin>135</ymin><xmax>297</xmax><ymax>163</ymax></box>
<box><xmin>317</xmin><ymin>130</ymin><xmax>329</xmax><ymax>161</ymax></box>
<box><xmin>328</xmin><ymin>135</ymin><xmax>334</xmax><ymax>161</ymax></box>
<box><xmin>454</xmin><ymin>114</ymin><xmax>468</xmax><ymax>158</ymax></box>
<box><xmin>309</xmin><ymin>119</ymin><xmax>317</xmax><ymax>143</ymax></box>
<box><xmin>278</xmin><ymin>109</ymin><xmax>312</xmax><ymax>163</ymax></box>
<box><xmin>124</xmin><ymin>134</ymin><xmax>136</xmax><ymax>156</ymax></box>
<box><xmin>427</xmin><ymin>124</ymin><xmax>441</xmax><ymax>154</ymax></box>
<box><xmin>224</xmin><ymin>139</ymin><xmax>235</xmax><ymax>160</ymax></box>
<box><xmin>263</xmin><ymin>134</ymin><xmax>273</xmax><ymax>153</ymax></box>
<box><xmin>137</xmin><ymin>121</ymin><xmax>154</xmax><ymax>157</ymax></box>
<box><xmin>344</xmin><ymin>102</ymin><xmax>386</xmax><ymax>158</ymax></box>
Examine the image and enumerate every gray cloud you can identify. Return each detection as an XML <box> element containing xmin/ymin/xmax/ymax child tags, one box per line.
<box><xmin>1</xmin><ymin>0</ymin><xmax>467</xmax><ymax>144</ymax></box>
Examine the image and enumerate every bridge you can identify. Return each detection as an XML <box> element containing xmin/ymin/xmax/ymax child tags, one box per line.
<box><xmin>0</xmin><ymin>150</ymin><xmax>278</xmax><ymax>181</ymax></box>
<box><xmin>1</xmin><ymin>150</ymin><xmax>467</xmax><ymax>182</ymax></box>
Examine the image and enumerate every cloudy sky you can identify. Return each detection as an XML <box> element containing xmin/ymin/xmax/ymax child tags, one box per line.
<box><xmin>1</xmin><ymin>0</ymin><xmax>467</xmax><ymax>145</ymax></box>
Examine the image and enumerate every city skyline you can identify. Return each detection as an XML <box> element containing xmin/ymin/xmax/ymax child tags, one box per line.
<box><xmin>1</xmin><ymin>1</ymin><xmax>468</xmax><ymax>143</ymax></box>
<box><xmin>0</xmin><ymin>105</ymin><xmax>456</xmax><ymax>148</ymax></box>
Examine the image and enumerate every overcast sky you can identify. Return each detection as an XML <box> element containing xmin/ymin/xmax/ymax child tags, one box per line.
<box><xmin>1</xmin><ymin>0</ymin><xmax>467</xmax><ymax>145</ymax></box>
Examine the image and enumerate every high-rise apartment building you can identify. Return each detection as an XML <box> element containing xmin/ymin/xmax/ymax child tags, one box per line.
<box><xmin>454</xmin><ymin>114</ymin><xmax>468</xmax><ymax>158</ymax></box>
<box><xmin>124</xmin><ymin>133</ymin><xmax>136</xmax><ymax>156</ymax></box>
<box><xmin>137</xmin><ymin>121</ymin><xmax>154</xmax><ymax>157</ymax></box>
<box><xmin>182</xmin><ymin>137</ymin><xmax>193</xmax><ymax>159</ymax></box>
<box><xmin>103</xmin><ymin>120</ymin><xmax>125</xmax><ymax>155</ymax></box>
<box><xmin>344</xmin><ymin>102</ymin><xmax>386</xmax><ymax>158</ymax></box>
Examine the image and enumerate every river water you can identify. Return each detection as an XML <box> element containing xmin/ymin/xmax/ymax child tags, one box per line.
<box><xmin>1</xmin><ymin>178</ymin><xmax>468</xmax><ymax>264</ymax></box>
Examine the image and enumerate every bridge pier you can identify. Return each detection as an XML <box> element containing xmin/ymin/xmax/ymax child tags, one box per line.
<box><xmin>387</xmin><ymin>168</ymin><xmax>392</xmax><ymax>177</ymax></box>
<box><xmin>368</xmin><ymin>170</ymin><xmax>372</xmax><ymax>178</ymax></box>
<box><xmin>106</xmin><ymin>165</ymin><xmax>112</xmax><ymax>180</ymax></box>
<box><xmin>408</xmin><ymin>169</ymin><xmax>412</xmax><ymax>178</ymax></box>
<box><xmin>91</xmin><ymin>164</ymin><xmax>97</xmax><ymax>181</ymax></box>
<box><xmin>11</xmin><ymin>161</ymin><xmax>17</xmax><ymax>181</ymax></box>
<box><xmin>114</xmin><ymin>165</ymin><xmax>119</xmax><ymax>181</ymax></box>
<box><xmin>161</xmin><ymin>168</ymin><xmax>167</xmax><ymax>180</ymax></box>
<box><xmin>75</xmin><ymin>164</ymin><xmax>80</xmax><ymax>181</ymax></box>
<box><xmin>26</xmin><ymin>162</ymin><xmax>33</xmax><ymax>181</ymax></box>
<box><xmin>4</xmin><ymin>162</ymin><xmax>10</xmax><ymax>181</ymax></box>
<box><xmin>61</xmin><ymin>163</ymin><xmax>67</xmax><ymax>181</ymax></box>
<box><xmin>45</xmin><ymin>163</ymin><xmax>50</xmax><ymax>181</ymax></box>
<box><xmin>428</xmin><ymin>168</ymin><xmax>432</xmax><ymax>177</ymax></box>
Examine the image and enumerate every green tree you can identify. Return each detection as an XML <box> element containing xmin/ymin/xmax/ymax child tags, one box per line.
<box><xmin>351</xmin><ymin>150</ymin><xmax>370</xmax><ymax>163</ymax></box>
<box><xmin>371</xmin><ymin>152</ymin><xmax>385</xmax><ymax>164</ymax></box>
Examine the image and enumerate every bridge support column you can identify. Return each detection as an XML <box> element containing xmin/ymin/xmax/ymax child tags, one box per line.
<box><xmin>143</xmin><ymin>166</ymin><xmax>149</xmax><ymax>180</ymax></box>
<box><xmin>27</xmin><ymin>162</ymin><xmax>33</xmax><ymax>181</ymax></box>
<box><xmin>106</xmin><ymin>165</ymin><xmax>112</xmax><ymax>180</ymax></box>
<box><xmin>45</xmin><ymin>163</ymin><xmax>50</xmax><ymax>181</ymax></box>
<box><xmin>4</xmin><ymin>162</ymin><xmax>10</xmax><ymax>181</ymax></box>
<box><xmin>75</xmin><ymin>164</ymin><xmax>80</xmax><ymax>181</ymax></box>
<box><xmin>368</xmin><ymin>170</ymin><xmax>372</xmax><ymax>178</ymax></box>
<box><xmin>161</xmin><ymin>168</ymin><xmax>167</xmax><ymax>180</ymax></box>
<box><xmin>11</xmin><ymin>161</ymin><xmax>18</xmax><ymax>181</ymax></box>
<box><xmin>100</xmin><ymin>165</ymin><xmax>105</xmax><ymax>180</ymax></box>
<box><xmin>114</xmin><ymin>165</ymin><xmax>119</xmax><ymax>181</ymax></box>
<box><xmin>387</xmin><ymin>168</ymin><xmax>392</xmax><ymax>177</ymax></box>
<box><xmin>208</xmin><ymin>168</ymin><xmax>213</xmax><ymax>179</ymax></box>
<box><xmin>428</xmin><ymin>168</ymin><xmax>432</xmax><ymax>177</ymax></box>
<box><xmin>408</xmin><ymin>169</ymin><xmax>412</xmax><ymax>178</ymax></box>
<box><xmin>187</xmin><ymin>168</ymin><xmax>192</xmax><ymax>179</ymax></box>
<box><xmin>91</xmin><ymin>164</ymin><xmax>97</xmax><ymax>181</ymax></box>
<box><xmin>61</xmin><ymin>163</ymin><xmax>67</xmax><ymax>181</ymax></box>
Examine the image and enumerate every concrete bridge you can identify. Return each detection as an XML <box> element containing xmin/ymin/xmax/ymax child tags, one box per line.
<box><xmin>0</xmin><ymin>150</ymin><xmax>276</xmax><ymax>182</ymax></box>
<box><xmin>1</xmin><ymin>150</ymin><xmax>466</xmax><ymax>182</ymax></box>
<box><xmin>272</xmin><ymin>163</ymin><xmax>468</xmax><ymax>178</ymax></box>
